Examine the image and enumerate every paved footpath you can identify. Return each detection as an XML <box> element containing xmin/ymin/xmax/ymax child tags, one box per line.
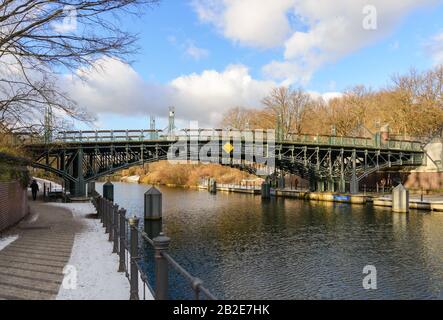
<box><xmin>0</xmin><ymin>202</ymin><xmax>80</xmax><ymax>300</ymax></box>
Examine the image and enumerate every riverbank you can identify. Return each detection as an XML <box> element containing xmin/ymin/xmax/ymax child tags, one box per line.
<box><xmin>197</xmin><ymin>184</ymin><xmax>443</xmax><ymax>212</ymax></box>
<box><xmin>0</xmin><ymin>199</ymin><xmax>148</xmax><ymax>300</ymax></box>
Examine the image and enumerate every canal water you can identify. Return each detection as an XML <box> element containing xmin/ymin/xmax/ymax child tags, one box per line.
<box><xmin>99</xmin><ymin>182</ymin><xmax>443</xmax><ymax>300</ymax></box>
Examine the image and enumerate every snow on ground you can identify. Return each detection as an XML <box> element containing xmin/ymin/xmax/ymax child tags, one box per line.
<box><xmin>49</xmin><ymin>202</ymin><xmax>150</xmax><ymax>300</ymax></box>
<box><xmin>0</xmin><ymin>235</ymin><xmax>18</xmax><ymax>252</ymax></box>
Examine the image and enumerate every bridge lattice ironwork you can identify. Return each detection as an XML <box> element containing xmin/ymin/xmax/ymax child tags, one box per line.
<box><xmin>22</xmin><ymin>129</ymin><xmax>425</xmax><ymax>196</ymax></box>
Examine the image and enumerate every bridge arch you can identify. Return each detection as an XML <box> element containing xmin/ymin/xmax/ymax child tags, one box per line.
<box><xmin>24</xmin><ymin>130</ymin><xmax>425</xmax><ymax>196</ymax></box>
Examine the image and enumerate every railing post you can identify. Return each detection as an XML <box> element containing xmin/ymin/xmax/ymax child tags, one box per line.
<box><xmin>103</xmin><ymin>199</ymin><xmax>107</xmax><ymax>226</ymax></box>
<box><xmin>118</xmin><ymin>209</ymin><xmax>126</xmax><ymax>272</ymax></box>
<box><xmin>99</xmin><ymin>197</ymin><xmax>104</xmax><ymax>223</ymax></box>
<box><xmin>102</xmin><ymin>199</ymin><xmax>106</xmax><ymax>228</ymax></box>
<box><xmin>112</xmin><ymin>204</ymin><xmax>119</xmax><ymax>253</ymax></box>
<box><xmin>109</xmin><ymin>203</ymin><xmax>115</xmax><ymax>242</ymax></box>
<box><xmin>97</xmin><ymin>197</ymin><xmax>101</xmax><ymax>221</ymax></box>
<box><xmin>129</xmin><ymin>216</ymin><xmax>140</xmax><ymax>300</ymax></box>
<box><xmin>154</xmin><ymin>232</ymin><xmax>171</xmax><ymax>300</ymax></box>
<box><xmin>105</xmin><ymin>200</ymin><xmax>110</xmax><ymax>234</ymax></box>
<box><xmin>108</xmin><ymin>201</ymin><xmax>113</xmax><ymax>240</ymax></box>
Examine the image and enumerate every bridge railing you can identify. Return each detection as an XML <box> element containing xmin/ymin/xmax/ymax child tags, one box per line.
<box><xmin>35</xmin><ymin>129</ymin><xmax>424</xmax><ymax>152</ymax></box>
<box><xmin>55</xmin><ymin>130</ymin><xmax>164</xmax><ymax>143</ymax></box>
<box><xmin>285</xmin><ymin>133</ymin><xmax>422</xmax><ymax>151</ymax></box>
<box><xmin>217</xmin><ymin>183</ymin><xmax>261</xmax><ymax>191</ymax></box>
<box><xmin>92</xmin><ymin>193</ymin><xmax>217</xmax><ymax>300</ymax></box>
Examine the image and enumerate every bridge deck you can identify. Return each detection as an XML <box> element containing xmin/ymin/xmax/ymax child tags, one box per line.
<box><xmin>20</xmin><ymin>130</ymin><xmax>426</xmax><ymax>196</ymax></box>
<box><xmin>24</xmin><ymin>130</ymin><xmax>423</xmax><ymax>152</ymax></box>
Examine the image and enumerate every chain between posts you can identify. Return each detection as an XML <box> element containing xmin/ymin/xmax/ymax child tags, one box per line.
<box><xmin>92</xmin><ymin>193</ymin><xmax>217</xmax><ymax>301</ymax></box>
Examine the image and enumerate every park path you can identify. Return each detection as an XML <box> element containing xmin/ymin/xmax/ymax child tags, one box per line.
<box><xmin>0</xmin><ymin>202</ymin><xmax>81</xmax><ymax>300</ymax></box>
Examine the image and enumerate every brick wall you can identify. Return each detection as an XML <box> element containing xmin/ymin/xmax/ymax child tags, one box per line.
<box><xmin>0</xmin><ymin>181</ymin><xmax>28</xmax><ymax>232</ymax></box>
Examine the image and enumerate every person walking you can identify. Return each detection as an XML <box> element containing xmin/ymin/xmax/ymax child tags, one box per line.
<box><xmin>30</xmin><ymin>180</ymin><xmax>39</xmax><ymax>201</ymax></box>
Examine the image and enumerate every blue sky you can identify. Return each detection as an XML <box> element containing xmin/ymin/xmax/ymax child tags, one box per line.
<box><xmin>70</xmin><ymin>0</ymin><xmax>443</xmax><ymax>130</ymax></box>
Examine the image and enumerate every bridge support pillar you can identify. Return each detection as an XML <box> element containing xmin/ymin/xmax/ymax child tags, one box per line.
<box><xmin>69</xmin><ymin>179</ymin><xmax>86</xmax><ymax>198</ymax></box>
<box><xmin>71</xmin><ymin>148</ymin><xmax>86</xmax><ymax>197</ymax></box>
<box><xmin>317</xmin><ymin>180</ymin><xmax>325</xmax><ymax>192</ymax></box>
<box><xmin>350</xmin><ymin>149</ymin><xmax>359</xmax><ymax>194</ymax></box>
<box><xmin>338</xmin><ymin>178</ymin><xmax>346</xmax><ymax>194</ymax></box>
<box><xmin>309</xmin><ymin>175</ymin><xmax>317</xmax><ymax>192</ymax></box>
<box><xmin>327</xmin><ymin>180</ymin><xmax>335</xmax><ymax>193</ymax></box>
<box><xmin>350</xmin><ymin>173</ymin><xmax>359</xmax><ymax>195</ymax></box>
<box><xmin>278</xmin><ymin>176</ymin><xmax>285</xmax><ymax>189</ymax></box>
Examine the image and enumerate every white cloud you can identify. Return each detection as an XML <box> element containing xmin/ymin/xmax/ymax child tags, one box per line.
<box><xmin>65</xmin><ymin>57</ymin><xmax>171</xmax><ymax>118</ymax></box>
<box><xmin>170</xmin><ymin>64</ymin><xmax>277</xmax><ymax>124</ymax></box>
<box><xmin>51</xmin><ymin>5</ymin><xmax>78</xmax><ymax>33</ymax></box>
<box><xmin>278</xmin><ymin>0</ymin><xmax>434</xmax><ymax>77</ymax></box>
<box><xmin>308</xmin><ymin>91</ymin><xmax>343</xmax><ymax>103</ymax></box>
<box><xmin>262</xmin><ymin>60</ymin><xmax>313</xmax><ymax>85</ymax></box>
<box><xmin>192</xmin><ymin>0</ymin><xmax>437</xmax><ymax>83</ymax></box>
<box><xmin>192</xmin><ymin>0</ymin><xmax>295</xmax><ymax>48</ymax></box>
<box><xmin>425</xmin><ymin>31</ymin><xmax>443</xmax><ymax>65</ymax></box>
<box><xmin>168</xmin><ymin>36</ymin><xmax>210</xmax><ymax>61</ymax></box>
<box><xmin>185</xmin><ymin>43</ymin><xmax>210</xmax><ymax>61</ymax></box>
<box><xmin>65</xmin><ymin>57</ymin><xmax>344</xmax><ymax>127</ymax></box>
<box><xmin>65</xmin><ymin>57</ymin><xmax>277</xmax><ymax>126</ymax></box>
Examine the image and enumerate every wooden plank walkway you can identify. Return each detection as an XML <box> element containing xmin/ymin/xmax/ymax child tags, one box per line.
<box><xmin>0</xmin><ymin>203</ymin><xmax>81</xmax><ymax>300</ymax></box>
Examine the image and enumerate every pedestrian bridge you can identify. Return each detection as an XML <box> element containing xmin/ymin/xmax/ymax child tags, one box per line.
<box><xmin>23</xmin><ymin>129</ymin><xmax>425</xmax><ymax>196</ymax></box>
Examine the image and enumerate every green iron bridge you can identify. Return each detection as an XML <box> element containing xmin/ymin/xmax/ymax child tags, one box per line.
<box><xmin>23</xmin><ymin>129</ymin><xmax>425</xmax><ymax>197</ymax></box>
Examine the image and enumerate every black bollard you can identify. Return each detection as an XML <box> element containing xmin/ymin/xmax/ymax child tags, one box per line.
<box><xmin>103</xmin><ymin>181</ymin><xmax>114</xmax><ymax>202</ymax></box>
<box><xmin>144</xmin><ymin>187</ymin><xmax>162</xmax><ymax>220</ymax></box>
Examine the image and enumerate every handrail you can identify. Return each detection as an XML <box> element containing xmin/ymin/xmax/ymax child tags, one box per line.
<box><xmin>91</xmin><ymin>192</ymin><xmax>217</xmax><ymax>301</ymax></box>
<box><xmin>22</xmin><ymin>129</ymin><xmax>425</xmax><ymax>152</ymax></box>
<box><xmin>162</xmin><ymin>251</ymin><xmax>217</xmax><ymax>300</ymax></box>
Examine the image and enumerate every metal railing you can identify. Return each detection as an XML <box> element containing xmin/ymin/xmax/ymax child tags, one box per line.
<box><xmin>91</xmin><ymin>193</ymin><xmax>217</xmax><ymax>300</ymax></box>
<box><xmin>285</xmin><ymin>133</ymin><xmax>423</xmax><ymax>151</ymax></box>
<box><xmin>216</xmin><ymin>183</ymin><xmax>261</xmax><ymax>191</ymax></box>
<box><xmin>23</xmin><ymin>129</ymin><xmax>424</xmax><ymax>152</ymax></box>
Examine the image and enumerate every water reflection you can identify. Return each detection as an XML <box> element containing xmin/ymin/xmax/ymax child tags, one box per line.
<box><xmin>98</xmin><ymin>183</ymin><xmax>443</xmax><ymax>300</ymax></box>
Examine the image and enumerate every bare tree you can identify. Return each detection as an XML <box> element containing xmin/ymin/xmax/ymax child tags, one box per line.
<box><xmin>221</xmin><ymin>107</ymin><xmax>251</xmax><ymax>130</ymax></box>
<box><xmin>262</xmin><ymin>87</ymin><xmax>312</xmax><ymax>138</ymax></box>
<box><xmin>289</xmin><ymin>88</ymin><xmax>312</xmax><ymax>134</ymax></box>
<box><xmin>221</xmin><ymin>66</ymin><xmax>443</xmax><ymax>139</ymax></box>
<box><xmin>390</xmin><ymin>66</ymin><xmax>443</xmax><ymax>135</ymax></box>
<box><xmin>0</xmin><ymin>0</ymin><xmax>159</xmax><ymax>135</ymax></box>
